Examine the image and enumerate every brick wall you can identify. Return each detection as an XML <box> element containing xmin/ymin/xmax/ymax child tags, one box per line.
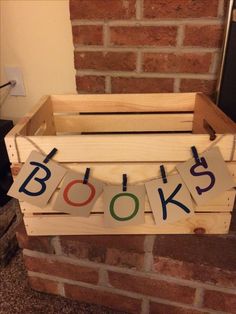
<box><xmin>15</xmin><ymin>1</ymin><xmax>236</xmax><ymax>313</ymax></box>
<box><xmin>17</xmin><ymin>223</ymin><xmax>236</xmax><ymax>314</ymax></box>
<box><xmin>70</xmin><ymin>0</ymin><xmax>227</xmax><ymax>96</ymax></box>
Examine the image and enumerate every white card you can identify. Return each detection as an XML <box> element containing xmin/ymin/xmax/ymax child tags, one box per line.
<box><xmin>145</xmin><ymin>173</ymin><xmax>194</xmax><ymax>225</ymax></box>
<box><xmin>8</xmin><ymin>150</ymin><xmax>67</xmax><ymax>207</ymax></box>
<box><xmin>104</xmin><ymin>186</ymin><xmax>145</xmax><ymax>227</ymax></box>
<box><xmin>177</xmin><ymin>147</ymin><xmax>235</xmax><ymax>205</ymax></box>
<box><xmin>52</xmin><ymin>170</ymin><xmax>104</xmax><ymax>216</ymax></box>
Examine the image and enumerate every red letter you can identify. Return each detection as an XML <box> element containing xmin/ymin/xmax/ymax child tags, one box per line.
<box><xmin>63</xmin><ymin>180</ymin><xmax>95</xmax><ymax>206</ymax></box>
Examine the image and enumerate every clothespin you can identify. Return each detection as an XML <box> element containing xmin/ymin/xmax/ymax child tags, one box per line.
<box><xmin>43</xmin><ymin>148</ymin><xmax>57</xmax><ymax>164</ymax></box>
<box><xmin>122</xmin><ymin>174</ymin><xmax>127</xmax><ymax>192</ymax></box>
<box><xmin>160</xmin><ymin>165</ymin><xmax>167</xmax><ymax>184</ymax></box>
<box><xmin>83</xmin><ymin>168</ymin><xmax>90</xmax><ymax>184</ymax></box>
<box><xmin>191</xmin><ymin>146</ymin><xmax>200</xmax><ymax>163</ymax></box>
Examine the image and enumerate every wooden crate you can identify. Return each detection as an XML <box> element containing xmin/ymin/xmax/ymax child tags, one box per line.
<box><xmin>5</xmin><ymin>93</ymin><xmax>236</xmax><ymax>235</ymax></box>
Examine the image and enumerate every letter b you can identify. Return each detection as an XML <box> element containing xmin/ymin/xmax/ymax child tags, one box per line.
<box><xmin>19</xmin><ymin>161</ymin><xmax>51</xmax><ymax>196</ymax></box>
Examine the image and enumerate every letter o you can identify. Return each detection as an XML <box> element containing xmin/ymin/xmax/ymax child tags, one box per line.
<box><xmin>109</xmin><ymin>193</ymin><xmax>139</xmax><ymax>221</ymax></box>
<box><xmin>63</xmin><ymin>180</ymin><xmax>95</xmax><ymax>206</ymax></box>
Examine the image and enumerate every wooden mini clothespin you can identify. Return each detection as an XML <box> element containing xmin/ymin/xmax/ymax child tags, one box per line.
<box><xmin>160</xmin><ymin>165</ymin><xmax>167</xmax><ymax>184</ymax></box>
<box><xmin>83</xmin><ymin>168</ymin><xmax>90</xmax><ymax>184</ymax></box>
<box><xmin>43</xmin><ymin>148</ymin><xmax>57</xmax><ymax>163</ymax></box>
<box><xmin>122</xmin><ymin>174</ymin><xmax>127</xmax><ymax>191</ymax></box>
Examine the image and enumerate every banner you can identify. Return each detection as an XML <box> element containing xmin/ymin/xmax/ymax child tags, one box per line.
<box><xmin>8</xmin><ymin>146</ymin><xmax>235</xmax><ymax>226</ymax></box>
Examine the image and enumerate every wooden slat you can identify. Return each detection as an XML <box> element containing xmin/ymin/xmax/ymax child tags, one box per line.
<box><xmin>193</xmin><ymin>93</ymin><xmax>236</xmax><ymax>134</ymax></box>
<box><xmin>20</xmin><ymin>191</ymin><xmax>235</xmax><ymax>214</ymax></box>
<box><xmin>10</xmin><ymin>161</ymin><xmax>236</xmax><ymax>185</ymax></box>
<box><xmin>8</xmin><ymin>134</ymin><xmax>236</xmax><ymax>163</ymax></box>
<box><xmin>23</xmin><ymin>213</ymin><xmax>231</xmax><ymax>235</ymax></box>
<box><xmin>54</xmin><ymin>113</ymin><xmax>193</xmax><ymax>133</ymax></box>
<box><xmin>63</xmin><ymin>162</ymin><xmax>236</xmax><ymax>185</ymax></box>
<box><xmin>51</xmin><ymin>93</ymin><xmax>196</xmax><ymax>113</ymax></box>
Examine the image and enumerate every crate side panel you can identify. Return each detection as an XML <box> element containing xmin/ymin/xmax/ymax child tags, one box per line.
<box><xmin>51</xmin><ymin>93</ymin><xmax>196</xmax><ymax>113</ymax></box>
<box><xmin>21</xmin><ymin>193</ymin><xmax>234</xmax><ymax>214</ymax></box>
<box><xmin>13</xmin><ymin>134</ymin><xmax>235</xmax><ymax>163</ymax></box>
<box><xmin>24</xmin><ymin>213</ymin><xmax>231</xmax><ymax>235</ymax></box>
<box><xmin>54</xmin><ymin>113</ymin><xmax>193</xmax><ymax>134</ymax></box>
<box><xmin>193</xmin><ymin>93</ymin><xmax>236</xmax><ymax>134</ymax></box>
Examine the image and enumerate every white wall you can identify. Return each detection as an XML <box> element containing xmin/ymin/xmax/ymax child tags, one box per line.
<box><xmin>0</xmin><ymin>0</ymin><xmax>76</xmax><ymax>122</ymax></box>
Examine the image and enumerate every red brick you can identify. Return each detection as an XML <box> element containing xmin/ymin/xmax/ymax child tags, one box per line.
<box><xmin>70</xmin><ymin>0</ymin><xmax>136</xmax><ymax>20</ymax></box>
<box><xmin>106</xmin><ymin>248</ymin><xmax>144</xmax><ymax>270</ymax></box>
<box><xmin>28</xmin><ymin>276</ymin><xmax>59</xmax><ymax>295</ymax></box>
<box><xmin>184</xmin><ymin>25</ymin><xmax>224</xmax><ymax>48</ymax></box>
<box><xmin>154</xmin><ymin>256</ymin><xmax>236</xmax><ymax>289</ymax></box>
<box><xmin>153</xmin><ymin>235</ymin><xmax>236</xmax><ymax>271</ymax></box>
<box><xmin>60</xmin><ymin>235</ymin><xmax>145</xmax><ymax>255</ymax></box>
<box><xmin>144</xmin><ymin>0</ymin><xmax>219</xmax><ymax>19</ymax></box>
<box><xmin>60</xmin><ymin>235</ymin><xmax>145</xmax><ymax>269</ymax></box>
<box><xmin>64</xmin><ymin>283</ymin><xmax>142</xmax><ymax>314</ymax></box>
<box><xmin>108</xmin><ymin>271</ymin><xmax>196</xmax><ymax>304</ymax></box>
<box><xmin>76</xmin><ymin>75</ymin><xmax>105</xmax><ymax>93</ymax></box>
<box><xmin>110</xmin><ymin>26</ymin><xmax>177</xmax><ymax>46</ymax></box>
<box><xmin>150</xmin><ymin>301</ymin><xmax>205</xmax><ymax>314</ymax></box>
<box><xmin>16</xmin><ymin>222</ymin><xmax>55</xmax><ymax>254</ymax></box>
<box><xmin>111</xmin><ymin>77</ymin><xmax>174</xmax><ymax>93</ymax></box>
<box><xmin>72</xmin><ymin>25</ymin><xmax>103</xmax><ymax>45</ymax></box>
<box><xmin>180</xmin><ymin>79</ymin><xmax>216</xmax><ymax>96</ymax></box>
<box><xmin>143</xmin><ymin>53</ymin><xmax>212</xmax><ymax>73</ymax></box>
<box><xmin>74</xmin><ymin>51</ymin><xmax>136</xmax><ymax>71</ymax></box>
<box><xmin>24</xmin><ymin>255</ymin><xmax>98</xmax><ymax>284</ymax></box>
<box><xmin>203</xmin><ymin>290</ymin><xmax>236</xmax><ymax>313</ymax></box>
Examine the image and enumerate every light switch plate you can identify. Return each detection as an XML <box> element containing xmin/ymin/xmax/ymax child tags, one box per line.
<box><xmin>5</xmin><ymin>67</ymin><xmax>26</xmax><ymax>96</ymax></box>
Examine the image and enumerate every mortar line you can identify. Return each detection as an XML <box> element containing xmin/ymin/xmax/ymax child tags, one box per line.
<box><xmin>98</xmin><ymin>268</ymin><xmax>110</xmax><ymax>287</ymax></box>
<box><xmin>136</xmin><ymin>0</ymin><xmax>142</xmax><ymax>20</ymax></box>
<box><xmin>51</xmin><ymin>236</ymin><xmax>62</xmax><ymax>255</ymax></box>
<box><xmin>218</xmin><ymin>0</ymin><xmax>226</xmax><ymax>18</ymax></box>
<box><xmin>71</xmin><ymin>19</ymin><xmax>224</xmax><ymax>26</ymax></box>
<box><xmin>74</xmin><ymin>45</ymin><xmax>220</xmax><ymax>53</ymax></box>
<box><xmin>210</xmin><ymin>52</ymin><xmax>221</xmax><ymax>75</ymax></box>
<box><xmin>141</xmin><ymin>298</ymin><xmax>149</xmax><ymax>314</ymax></box>
<box><xmin>176</xmin><ymin>24</ymin><xmax>185</xmax><ymax>48</ymax></box>
<box><xmin>103</xmin><ymin>23</ymin><xmax>109</xmax><ymax>48</ymax></box>
<box><xmin>174</xmin><ymin>78</ymin><xmax>181</xmax><ymax>92</ymax></box>
<box><xmin>75</xmin><ymin>70</ymin><xmax>217</xmax><ymax>80</ymax></box>
<box><xmin>136</xmin><ymin>50</ymin><xmax>142</xmax><ymax>73</ymax></box>
<box><xmin>58</xmin><ymin>282</ymin><xmax>65</xmax><ymax>297</ymax></box>
<box><xmin>105</xmin><ymin>76</ymin><xmax>111</xmax><ymax>93</ymax></box>
<box><xmin>194</xmin><ymin>286</ymin><xmax>205</xmax><ymax>308</ymax></box>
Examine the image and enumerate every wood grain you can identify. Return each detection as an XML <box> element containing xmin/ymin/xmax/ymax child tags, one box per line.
<box><xmin>54</xmin><ymin>113</ymin><xmax>193</xmax><ymax>133</ymax></box>
<box><xmin>24</xmin><ymin>213</ymin><xmax>231</xmax><ymax>235</ymax></box>
<box><xmin>8</xmin><ymin>133</ymin><xmax>235</xmax><ymax>163</ymax></box>
<box><xmin>51</xmin><ymin>93</ymin><xmax>196</xmax><ymax>113</ymax></box>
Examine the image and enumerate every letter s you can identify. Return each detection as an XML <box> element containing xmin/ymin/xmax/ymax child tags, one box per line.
<box><xmin>190</xmin><ymin>157</ymin><xmax>215</xmax><ymax>195</ymax></box>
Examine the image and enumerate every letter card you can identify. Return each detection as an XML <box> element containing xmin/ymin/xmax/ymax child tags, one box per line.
<box><xmin>145</xmin><ymin>173</ymin><xmax>194</xmax><ymax>225</ymax></box>
<box><xmin>104</xmin><ymin>186</ymin><xmax>145</xmax><ymax>227</ymax></box>
<box><xmin>52</xmin><ymin>170</ymin><xmax>104</xmax><ymax>216</ymax></box>
<box><xmin>176</xmin><ymin>147</ymin><xmax>235</xmax><ymax>205</ymax></box>
<box><xmin>8</xmin><ymin>150</ymin><xmax>67</xmax><ymax>207</ymax></box>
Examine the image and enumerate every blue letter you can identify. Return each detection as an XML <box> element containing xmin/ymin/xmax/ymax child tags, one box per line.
<box><xmin>19</xmin><ymin>161</ymin><xmax>51</xmax><ymax>196</ymax></box>
<box><xmin>190</xmin><ymin>157</ymin><xmax>215</xmax><ymax>195</ymax></box>
<box><xmin>158</xmin><ymin>184</ymin><xmax>191</xmax><ymax>220</ymax></box>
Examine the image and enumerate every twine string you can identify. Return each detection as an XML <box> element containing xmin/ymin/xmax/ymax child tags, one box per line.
<box><xmin>14</xmin><ymin>133</ymin><xmax>234</xmax><ymax>185</ymax></box>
